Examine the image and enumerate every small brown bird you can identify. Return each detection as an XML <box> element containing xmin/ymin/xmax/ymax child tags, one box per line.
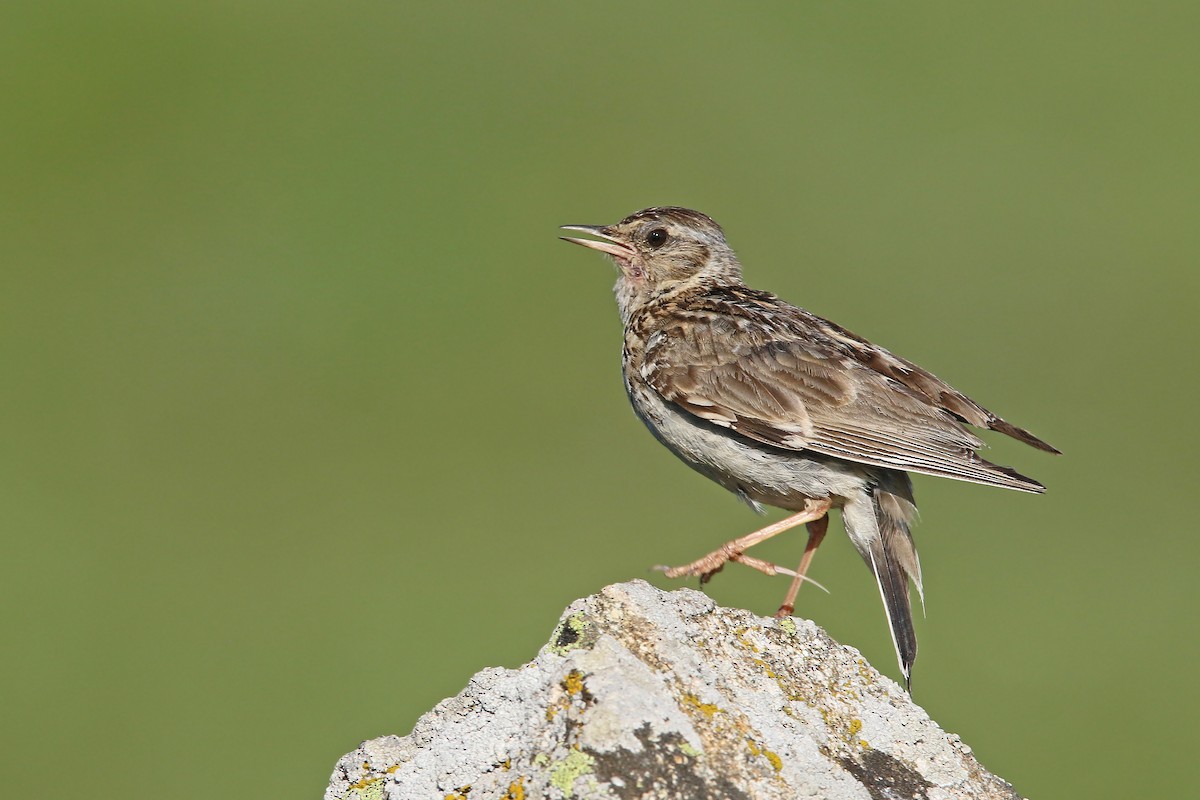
<box><xmin>561</xmin><ymin>207</ymin><xmax>1058</xmax><ymax>688</ymax></box>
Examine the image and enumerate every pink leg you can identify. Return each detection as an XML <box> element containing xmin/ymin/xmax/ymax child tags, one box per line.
<box><xmin>774</xmin><ymin>514</ymin><xmax>829</xmax><ymax>618</ymax></box>
<box><xmin>657</xmin><ymin>498</ymin><xmax>832</xmax><ymax>583</ymax></box>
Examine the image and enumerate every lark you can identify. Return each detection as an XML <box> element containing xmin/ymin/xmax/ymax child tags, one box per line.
<box><xmin>561</xmin><ymin>207</ymin><xmax>1058</xmax><ymax>688</ymax></box>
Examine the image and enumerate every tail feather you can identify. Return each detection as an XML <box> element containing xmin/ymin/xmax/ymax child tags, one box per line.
<box><xmin>842</xmin><ymin>473</ymin><xmax>921</xmax><ymax>689</ymax></box>
<box><xmin>987</xmin><ymin>417</ymin><xmax>1061</xmax><ymax>455</ymax></box>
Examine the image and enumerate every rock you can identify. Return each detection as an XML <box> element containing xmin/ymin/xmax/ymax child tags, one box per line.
<box><xmin>325</xmin><ymin>580</ymin><xmax>1021</xmax><ymax>800</ymax></box>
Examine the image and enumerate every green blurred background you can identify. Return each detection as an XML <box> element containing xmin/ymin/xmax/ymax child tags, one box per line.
<box><xmin>3</xmin><ymin>2</ymin><xmax>1196</xmax><ymax>797</ymax></box>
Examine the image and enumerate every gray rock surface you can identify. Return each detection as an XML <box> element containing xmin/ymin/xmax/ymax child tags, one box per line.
<box><xmin>326</xmin><ymin>580</ymin><xmax>1021</xmax><ymax>800</ymax></box>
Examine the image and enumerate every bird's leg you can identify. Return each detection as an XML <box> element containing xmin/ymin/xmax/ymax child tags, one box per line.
<box><xmin>656</xmin><ymin>498</ymin><xmax>832</xmax><ymax>583</ymax></box>
<box><xmin>774</xmin><ymin>514</ymin><xmax>830</xmax><ymax>618</ymax></box>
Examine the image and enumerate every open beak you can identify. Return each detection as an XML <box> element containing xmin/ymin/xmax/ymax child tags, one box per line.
<box><xmin>559</xmin><ymin>225</ymin><xmax>637</xmax><ymax>261</ymax></box>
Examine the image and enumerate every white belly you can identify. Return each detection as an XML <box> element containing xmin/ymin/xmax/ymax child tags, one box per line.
<box><xmin>625</xmin><ymin>380</ymin><xmax>868</xmax><ymax>512</ymax></box>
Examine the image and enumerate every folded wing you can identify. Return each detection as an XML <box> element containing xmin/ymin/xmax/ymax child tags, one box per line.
<box><xmin>642</xmin><ymin>289</ymin><xmax>1058</xmax><ymax>492</ymax></box>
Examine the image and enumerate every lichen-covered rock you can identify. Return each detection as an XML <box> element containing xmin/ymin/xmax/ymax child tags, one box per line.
<box><xmin>326</xmin><ymin>581</ymin><xmax>1021</xmax><ymax>800</ymax></box>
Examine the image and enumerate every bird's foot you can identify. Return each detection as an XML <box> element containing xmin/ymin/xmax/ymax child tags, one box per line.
<box><xmin>654</xmin><ymin>547</ymin><xmax>799</xmax><ymax>582</ymax></box>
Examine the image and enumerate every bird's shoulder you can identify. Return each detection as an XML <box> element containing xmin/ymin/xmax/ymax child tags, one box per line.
<box><xmin>626</xmin><ymin>282</ymin><xmax>1054</xmax><ymax>488</ymax></box>
<box><xmin>633</xmin><ymin>284</ymin><xmax>844</xmax><ymax>361</ymax></box>
<box><xmin>634</xmin><ymin>283</ymin><xmax>1001</xmax><ymax>433</ymax></box>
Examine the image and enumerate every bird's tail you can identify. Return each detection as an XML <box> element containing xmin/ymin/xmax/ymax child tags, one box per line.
<box><xmin>841</xmin><ymin>472</ymin><xmax>922</xmax><ymax>690</ymax></box>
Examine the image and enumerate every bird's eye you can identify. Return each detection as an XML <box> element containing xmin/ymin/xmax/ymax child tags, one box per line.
<box><xmin>646</xmin><ymin>228</ymin><xmax>669</xmax><ymax>248</ymax></box>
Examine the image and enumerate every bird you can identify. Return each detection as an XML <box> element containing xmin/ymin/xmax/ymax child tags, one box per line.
<box><xmin>560</xmin><ymin>206</ymin><xmax>1058</xmax><ymax>689</ymax></box>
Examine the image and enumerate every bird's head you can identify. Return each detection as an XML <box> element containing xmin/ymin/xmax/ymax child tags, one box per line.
<box><xmin>562</xmin><ymin>207</ymin><xmax>742</xmax><ymax>319</ymax></box>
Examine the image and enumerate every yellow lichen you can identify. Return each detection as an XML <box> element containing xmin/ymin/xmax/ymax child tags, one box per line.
<box><xmin>750</xmin><ymin>657</ymin><xmax>777</xmax><ymax>679</ymax></box>
<box><xmin>547</xmin><ymin>670</ymin><xmax>588</xmax><ymax>721</ymax></box>
<box><xmin>734</xmin><ymin>627</ymin><xmax>761</xmax><ymax>653</ymax></box>
<box><xmin>349</xmin><ymin>776</ymin><xmax>380</xmax><ymax>791</ymax></box>
<box><xmin>562</xmin><ymin>670</ymin><xmax>585</xmax><ymax>696</ymax></box>
<box><xmin>745</xmin><ymin>738</ymin><xmax>782</xmax><ymax>773</ymax></box>
<box><xmin>500</xmin><ymin>776</ymin><xmax>525</xmax><ymax>800</ymax></box>
<box><xmin>681</xmin><ymin>692</ymin><xmax>721</xmax><ymax>718</ymax></box>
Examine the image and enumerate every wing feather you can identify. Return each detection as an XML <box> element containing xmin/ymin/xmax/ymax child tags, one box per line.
<box><xmin>642</xmin><ymin>288</ymin><xmax>1055</xmax><ymax>492</ymax></box>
